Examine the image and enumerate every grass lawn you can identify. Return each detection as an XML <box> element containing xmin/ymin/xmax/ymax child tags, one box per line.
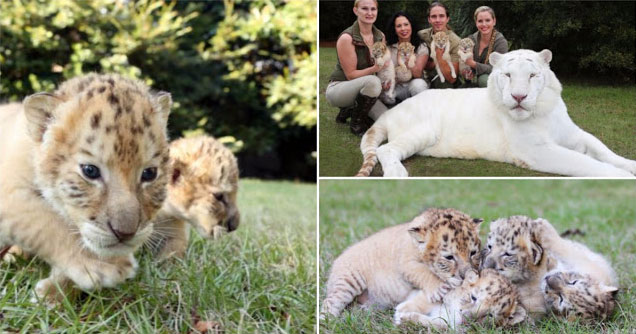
<box><xmin>0</xmin><ymin>179</ymin><xmax>316</xmax><ymax>334</ymax></box>
<box><xmin>318</xmin><ymin>47</ymin><xmax>636</xmax><ymax>177</ymax></box>
<box><xmin>319</xmin><ymin>179</ymin><xmax>636</xmax><ymax>333</ymax></box>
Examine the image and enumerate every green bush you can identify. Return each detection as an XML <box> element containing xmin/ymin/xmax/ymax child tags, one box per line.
<box><xmin>0</xmin><ymin>0</ymin><xmax>317</xmax><ymax>179</ymax></box>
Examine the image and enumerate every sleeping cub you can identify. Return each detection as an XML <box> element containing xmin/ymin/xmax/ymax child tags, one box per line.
<box><xmin>394</xmin><ymin>269</ymin><xmax>526</xmax><ymax>330</ymax></box>
<box><xmin>321</xmin><ymin>208</ymin><xmax>482</xmax><ymax>318</ymax></box>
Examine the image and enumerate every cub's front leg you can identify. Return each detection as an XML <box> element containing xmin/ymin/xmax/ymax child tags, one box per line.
<box><xmin>401</xmin><ymin>260</ymin><xmax>462</xmax><ymax>303</ymax></box>
<box><xmin>34</xmin><ymin>254</ymin><xmax>137</xmax><ymax>305</ymax></box>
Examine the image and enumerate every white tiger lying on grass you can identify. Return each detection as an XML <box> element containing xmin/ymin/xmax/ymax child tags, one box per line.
<box><xmin>356</xmin><ymin>49</ymin><xmax>636</xmax><ymax>177</ymax></box>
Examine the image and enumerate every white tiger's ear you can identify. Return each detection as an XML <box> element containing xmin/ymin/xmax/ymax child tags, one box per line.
<box><xmin>489</xmin><ymin>52</ymin><xmax>503</xmax><ymax>66</ymax></box>
<box><xmin>153</xmin><ymin>91</ymin><xmax>172</xmax><ymax>129</ymax></box>
<box><xmin>23</xmin><ymin>92</ymin><xmax>62</xmax><ymax>143</ymax></box>
<box><xmin>539</xmin><ymin>49</ymin><xmax>552</xmax><ymax>64</ymax></box>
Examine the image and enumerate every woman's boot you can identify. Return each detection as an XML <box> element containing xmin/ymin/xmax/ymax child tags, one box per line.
<box><xmin>350</xmin><ymin>94</ymin><xmax>377</xmax><ymax>136</ymax></box>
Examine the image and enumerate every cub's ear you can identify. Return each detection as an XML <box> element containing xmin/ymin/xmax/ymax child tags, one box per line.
<box><xmin>507</xmin><ymin>303</ymin><xmax>527</xmax><ymax>326</ymax></box>
<box><xmin>170</xmin><ymin>157</ymin><xmax>186</xmax><ymax>185</ymax></box>
<box><xmin>408</xmin><ymin>226</ymin><xmax>427</xmax><ymax>246</ymax></box>
<box><xmin>601</xmin><ymin>285</ymin><xmax>619</xmax><ymax>297</ymax></box>
<box><xmin>530</xmin><ymin>239</ymin><xmax>543</xmax><ymax>266</ymax></box>
<box><xmin>489</xmin><ymin>52</ymin><xmax>502</xmax><ymax>66</ymax></box>
<box><xmin>153</xmin><ymin>91</ymin><xmax>172</xmax><ymax>129</ymax></box>
<box><xmin>23</xmin><ymin>92</ymin><xmax>62</xmax><ymax>143</ymax></box>
<box><xmin>538</xmin><ymin>49</ymin><xmax>552</xmax><ymax>64</ymax></box>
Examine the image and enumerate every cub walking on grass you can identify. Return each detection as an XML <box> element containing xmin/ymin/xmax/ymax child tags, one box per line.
<box><xmin>151</xmin><ymin>135</ymin><xmax>240</xmax><ymax>259</ymax></box>
<box><xmin>321</xmin><ymin>208</ymin><xmax>482</xmax><ymax>318</ymax></box>
<box><xmin>0</xmin><ymin>74</ymin><xmax>171</xmax><ymax>302</ymax></box>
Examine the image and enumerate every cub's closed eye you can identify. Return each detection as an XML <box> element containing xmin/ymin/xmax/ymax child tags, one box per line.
<box><xmin>81</xmin><ymin>164</ymin><xmax>101</xmax><ymax>180</ymax></box>
<box><xmin>505</xmin><ymin>73</ymin><xmax>511</xmax><ymax>78</ymax></box>
<box><xmin>503</xmin><ymin>252</ymin><xmax>512</xmax><ymax>257</ymax></box>
<box><xmin>445</xmin><ymin>255</ymin><xmax>454</xmax><ymax>260</ymax></box>
<box><xmin>568</xmin><ymin>280</ymin><xmax>578</xmax><ymax>285</ymax></box>
<box><xmin>141</xmin><ymin>167</ymin><xmax>157</xmax><ymax>182</ymax></box>
<box><xmin>530</xmin><ymin>73</ymin><xmax>536</xmax><ymax>78</ymax></box>
<box><xmin>213</xmin><ymin>193</ymin><xmax>224</xmax><ymax>202</ymax></box>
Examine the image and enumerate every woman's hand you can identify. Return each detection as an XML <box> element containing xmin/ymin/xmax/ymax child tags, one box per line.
<box><xmin>462</xmin><ymin>69</ymin><xmax>474</xmax><ymax>80</ymax></box>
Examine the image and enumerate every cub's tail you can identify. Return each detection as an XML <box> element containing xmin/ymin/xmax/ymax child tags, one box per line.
<box><xmin>355</xmin><ymin>122</ymin><xmax>388</xmax><ymax>177</ymax></box>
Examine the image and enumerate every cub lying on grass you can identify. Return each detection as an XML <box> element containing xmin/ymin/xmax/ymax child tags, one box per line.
<box><xmin>322</xmin><ymin>208</ymin><xmax>482</xmax><ymax>318</ymax></box>
<box><xmin>394</xmin><ymin>269</ymin><xmax>526</xmax><ymax>330</ymax></box>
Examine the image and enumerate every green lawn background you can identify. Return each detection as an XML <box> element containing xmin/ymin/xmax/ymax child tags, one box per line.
<box><xmin>0</xmin><ymin>179</ymin><xmax>316</xmax><ymax>334</ymax></box>
<box><xmin>318</xmin><ymin>47</ymin><xmax>636</xmax><ymax>177</ymax></box>
<box><xmin>319</xmin><ymin>179</ymin><xmax>636</xmax><ymax>333</ymax></box>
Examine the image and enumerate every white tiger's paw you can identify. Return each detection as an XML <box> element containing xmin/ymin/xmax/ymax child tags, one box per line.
<box><xmin>66</xmin><ymin>254</ymin><xmax>138</xmax><ymax>290</ymax></box>
<box><xmin>382</xmin><ymin>163</ymin><xmax>408</xmax><ymax>177</ymax></box>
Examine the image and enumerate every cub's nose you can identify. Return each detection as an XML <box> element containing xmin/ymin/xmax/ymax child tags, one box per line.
<box><xmin>108</xmin><ymin>221</ymin><xmax>136</xmax><ymax>242</ymax></box>
<box><xmin>225</xmin><ymin>212</ymin><xmax>240</xmax><ymax>232</ymax></box>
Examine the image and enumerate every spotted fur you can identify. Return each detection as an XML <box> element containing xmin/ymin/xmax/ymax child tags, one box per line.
<box><xmin>371</xmin><ymin>41</ymin><xmax>396</xmax><ymax>105</ymax></box>
<box><xmin>395</xmin><ymin>269</ymin><xmax>526</xmax><ymax>329</ymax></box>
<box><xmin>542</xmin><ymin>271</ymin><xmax>617</xmax><ymax>321</ymax></box>
<box><xmin>532</xmin><ymin>217</ymin><xmax>618</xmax><ymax>321</ymax></box>
<box><xmin>0</xmin><ymin>74</ymin><xmax>171</xmax><ymax>302</ymax></box>
<box><xmin>151</xmin><ymin>135</ymin><xmax>240</xmax><ymax>259</ymax></box>
<box><xmin>430</xmin><ymin>31</ymin><xmax>456</xmax><ymax>83</ymax></box>
<box><xmin>321</xmin><ymin>208</ymin><xmax>482</xmax><ymax>318</ymax></box>
<box><xmin>395</xmin><ymin>42</ymin><xmax>416</xmax><ymax>83</ymax></box>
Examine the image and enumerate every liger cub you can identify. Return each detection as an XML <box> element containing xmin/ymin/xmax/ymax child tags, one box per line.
<box><xmin>321</xmin><ymin>208</ymin><xmax>482</xmax><ymax>318</ymax></box>
<box><xmin>532</xmin><ymin>218</ymin><xmax>618</xmax><ymax>321</ymax></box>
<box><xmin>394</xmin><ymin>269</ymin><xmax>526</xmax><ymax>330</ymax></box>
<box><xmin>151</xmin><ymin>135</ymin><xmax>240</xmax><ymax>260</ymax></box>
<box><xmin>483</xmin><ymin>216</ymin><xmax>618</xmax><ymax>321</ymax></box>
<box><xmin>0</xmin><ymin>74</ymin><xmax>171</xmax><ymax>303</ymax></box>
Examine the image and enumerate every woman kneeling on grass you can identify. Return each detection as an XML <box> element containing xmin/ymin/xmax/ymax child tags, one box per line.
<box><xmin>463</xmin><ymin>6</ymin><xmax>508</xmax><ymax>87</ymax></box>
<box><xmin>386</xmin><ymin>11</ymin><xmax>429</xmax><ymax>103</ymax></box>
<box><xmin>325</xmin><ymin>0</ymin><xmax>390</xmax><ymax>136</ymax></box>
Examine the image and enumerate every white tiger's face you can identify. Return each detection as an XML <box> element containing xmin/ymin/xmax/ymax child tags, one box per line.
<box><xmin>488</xmin><ymin>49</ymin><xmax>558</xmax><ymax>121</ymax></box>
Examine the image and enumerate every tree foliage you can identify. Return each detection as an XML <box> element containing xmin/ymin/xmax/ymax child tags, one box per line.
<box><xmin>0</xmin><ymin>0</ymin><xmax>317</xmax><ymax>179</ymax></box>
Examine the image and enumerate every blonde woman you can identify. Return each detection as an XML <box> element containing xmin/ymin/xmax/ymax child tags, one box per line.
<box><xmin>463</xmin><ymin>6</ymin><xmax>508</xmax><ymax>87</ymax></box>
<box><xmin>325</xmin><ymin>0</ymin><xmax>389</xmax><ymax>136</ymax></box>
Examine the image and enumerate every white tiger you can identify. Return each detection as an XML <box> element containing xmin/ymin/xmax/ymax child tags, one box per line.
<box><xmin>356</xmin><ymin>49</ymin><xmax>636</xmax><ymax>177</ymax></box>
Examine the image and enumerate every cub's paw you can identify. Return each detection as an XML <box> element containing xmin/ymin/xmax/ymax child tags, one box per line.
<box><xmin>32</xmin><ymin>276</ymin><xmax>71</xmax><ymax>307</ymax></box>
<box><xmin>67</xmin><ymin>254</ymin><xmax>138</xmax><ymax>290</ymax></box>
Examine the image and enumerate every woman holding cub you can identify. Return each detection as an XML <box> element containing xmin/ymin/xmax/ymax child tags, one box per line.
<box><xmin>325</xmin><ymin>0</ymin><xmax>389</xmax><ymax>136</ymax></box>
<box><xmin>463</xmin><ymin>6</ymin><xmax>508</xmax><ymax>87</ymax></box>
<box><xmin>385</xmin><ymin>11</ymin><xmax>429</xmax><ymax>102</ymax></box>
<box><xmin>418</xmin><ymin>2</ymin><xmax>460</xmax><ymax>88</ymax></box>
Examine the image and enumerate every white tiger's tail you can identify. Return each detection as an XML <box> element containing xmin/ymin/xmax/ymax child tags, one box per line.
<box><xmin>355</xmin><ymin>123</ymin><xmax>388</xmax><ymax>177</ymax></box>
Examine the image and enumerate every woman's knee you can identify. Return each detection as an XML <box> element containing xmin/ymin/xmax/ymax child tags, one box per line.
<box><xmin>360</xmin><ymin>75</ymin><xmax>382</xmax><ymax>97</ymax></box>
